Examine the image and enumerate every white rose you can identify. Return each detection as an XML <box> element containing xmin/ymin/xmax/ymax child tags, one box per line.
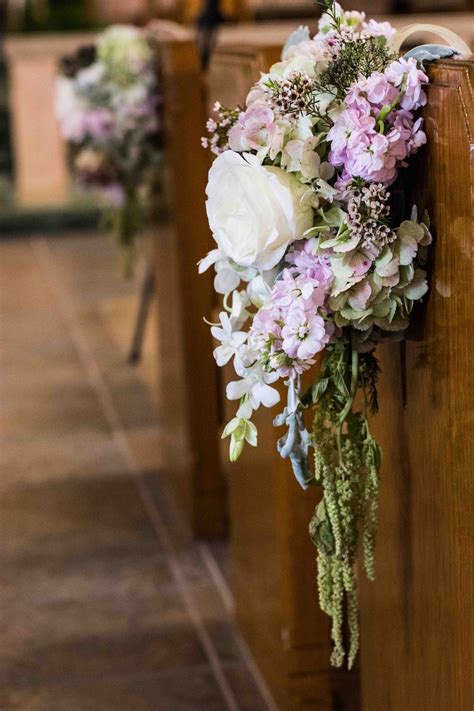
<box><xmin>267</xmin><ymin>54</ymin><xmax>317</xmax><ymax>80</ymax></box>
<box><xmin>267</xmin><ymin>39</ymin><xmax>327</xmax><ymax>81</ymax></box>
<box><xmin>206</xmin><ymin>151</ymin><xmax>313</xmax><ymax>271</ymax></box>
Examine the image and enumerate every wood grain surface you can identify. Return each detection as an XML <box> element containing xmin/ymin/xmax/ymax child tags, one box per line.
<box><xmin>155</xmin><ymin>40</ymin><xmax>227</xmax><ymax>537</ymax></box>
<box><xmin>359</xmin><ymin>58</ymin><xmax>474</xmax><ymax>711</ymax></box>
<box><xmin>209</xmin><ymin>43</ymin><xmax>361</xmax><ymax>710</ymax></box>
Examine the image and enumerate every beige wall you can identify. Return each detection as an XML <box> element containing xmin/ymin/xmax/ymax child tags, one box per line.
<box><xmin>4</xmin><ymin>33</ymin><xmax>96</xmax><ymax>206</ymax></box>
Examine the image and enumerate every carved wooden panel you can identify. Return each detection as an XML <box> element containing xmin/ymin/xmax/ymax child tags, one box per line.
<box><xmin>359</xmin><ymin>58</ymin><xmax>474</xmax><ymax>711</ymax></box>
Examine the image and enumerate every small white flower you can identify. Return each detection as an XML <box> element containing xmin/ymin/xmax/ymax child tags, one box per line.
<box><xmin>211</xmin><ymin>312</ymin><xmax>247</xmax><ymax>366</ymax></box>
<box><xmin>246</xmin><ymin>274</ymin><xmax>273</xmax><ymax>308</ymax></box>
<box><xmin>227</xmin><ymin>363</ymin><xmax>280</xmax><ymax>410</ymax></box>
<box><xmin>198</xmin><ymin>249</ymin><xmax>241</xmax><ymax>294</ymax></box>
<box><xmin>214</xmin><ymin>265</ymin><xmax>241</xmax><ymax>294</ymax></box>
<box><xmin>230</xmin><ymin>290</ymin><xmax>251</xmax><ymax>328</ymax></box>
<box><xmin>236</xmin><ymin>397</ymin><xmax>253</xmax><ymax>419</ymax></box>
<box><xmin>198</xmin><ymin>248</ymin><xmax>223</xmax><ymax>274</ymax></box>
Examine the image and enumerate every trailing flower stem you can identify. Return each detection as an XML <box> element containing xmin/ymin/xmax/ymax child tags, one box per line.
<box><xmin>338</xmin><ymin>349</ymin><xmax>359</xmax><ymax>425</ymax></box>
<box><xmin>309</xmin><ymin>340</ymin><xmax>381</xmax><ymax>668</ymax></box>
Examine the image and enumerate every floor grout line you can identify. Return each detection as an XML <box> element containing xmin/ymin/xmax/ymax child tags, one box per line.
<box><xmin>198</xmin><ymin>543</ymin><xmax>235</xmax><ymax>616</ymax></box>
<box><xmin>31</xmin><ymin>237</ymin><xmax>240</xmax><ymax>711</ymax></box>
<box><xmin>199</xmin><ymin>543</ymin><xmax>280</xmax><ymax>711</ymax></box>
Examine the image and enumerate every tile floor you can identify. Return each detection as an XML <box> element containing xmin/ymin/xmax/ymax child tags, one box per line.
<box><xmin>0</xmin><ymin>233</ymin><xmax>274</xmax><ymax>711</ymax></box>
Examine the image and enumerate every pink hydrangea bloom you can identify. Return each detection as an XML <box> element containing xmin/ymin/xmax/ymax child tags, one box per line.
<box><xmin>328</xmin><ymin>59</ymin><xmax>428</xmax><ymax>183</ymax></box>
<box><xmin>228</xmin><ymin>104</ymin><xmax>283</xmax><ymax>158</ymax></box>
<box><xmin>248</xmin><ymin>245</ymin><xmax>333</xmax><ymax>377</ymax></box>
<box><xmin>272</xmin><ymin>269</ymin><xmax>314</xmax><ymax>308</ymax></box>
<box><xmin>272</xmin><ymin>267</ymin><xmax>331</xmax><ymax>310</ymax></box>
<box><xmin>327</xmin><ymin>105</ymin><xmax>375</xmax><ymax>167</ymax></box>
<box><xmin>347</xmin><ymin>72</ymin><xmax>398</xmax><ymax>107</ymax></box>
<box><xmin>286</xmin><ymin>238</ymin><xmax>334</xmax><ymax>289</ymax></box>
<box><xmin>384</xmin><ymin>58</ymin><xmax>428</xmax><ymax>111</ymax></box>
<box><xmin>281</xmin><ymin>306</ymin><xmax>329</xmax><ymax>361</ymax></box>
<box><xmin>252</xmin><ymin>305</ymin><xmax>283</xmax><ymax>343</ymax></box>
<box><xmin>343</xmin><ymin>131</ymin><xmax>399</xmax><ymax>184</ymax></box>
<box><xmin>387</xmin><ymin>110</ymin><xmax>427</xmax><ymax>161</ymax></box>
<box><xmin>362</xmin><ymin>19</ymin><xmax>396</xmax><ymax>40</ymax></box>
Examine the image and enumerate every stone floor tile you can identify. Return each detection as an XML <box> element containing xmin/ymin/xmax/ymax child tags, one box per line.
<box><xmin>224</xmin><ymin>664</ymin><xmax>270</xmax><ymax>711</ymax></box>
<box><xmin>0</xmin><ymin>233</ymin><xmax>270</xmax><ymax>711</ymax></box>
<box><xmin>0</xmin><ymin>667</ymin><xmax>227</xmax><ymax>711</ymax></box>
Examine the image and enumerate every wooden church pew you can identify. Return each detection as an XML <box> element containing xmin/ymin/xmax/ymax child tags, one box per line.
<box><xmin>153</xmin><ymin>37</ymin><xmax>227</xmax><ymax>538</ymax></box>
<box><xmin>207</xmin><ymin>42</ymin><xmax>360</xmax><ymax>710</ymax></box>
<box><xmin>156</xmin><ymin>31</ymin><xmax>472</xmax><ymax>707</ymax></box>
<box><xmin>358</xmin><ymin>56</ymin><xmax>473</xmax><ymax>711</ymax></box>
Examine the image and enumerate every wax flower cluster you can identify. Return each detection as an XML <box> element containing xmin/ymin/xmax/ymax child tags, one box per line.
<box><xmin>201</xmin><ymin>2</ymin><xmax>433</xmax><ymax>668</ymax></box>
<box><xmin>55</xmin><ymin>25</ymin><xmax>161</xmax><ymax>275</ymax></box>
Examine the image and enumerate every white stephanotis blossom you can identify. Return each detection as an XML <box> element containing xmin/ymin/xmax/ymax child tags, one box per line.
<box><xmin>226</xmin><ymin>366</ymin><xmax>280</xmax><ymax>410</ymax></box>
<box><xmin>206</xmin><ymin>151</ymin><xmax>313</xmax><ymax>271</ymax></box>
<box><xmin>198</xmin><ymin>248</ymin><xmax>240</xmax><ymax>294</ymax></box>
<box><xmin>230</xmin><ymin>290</ymin><xmax>251</xmax><ymax>329</ymax></box>
<box><xmin>211</xmin><ymin>312</ymin><xmax>247</xmax><ymax>366</ymax></box>
<box><xmin>198</xmin><ymin>248</ymin><xmax>259</xmax><ymax>295</ymax></box>
<box><xmin>226</xmin><ymin>344</ymin><xmax>281</xmax><ymax>410</ymax></box>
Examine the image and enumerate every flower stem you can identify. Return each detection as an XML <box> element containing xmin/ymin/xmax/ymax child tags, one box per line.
<box><xmin>338</xmin><ymin>347</ymin><xmax>359</xmax><ymax>426</ymax></box>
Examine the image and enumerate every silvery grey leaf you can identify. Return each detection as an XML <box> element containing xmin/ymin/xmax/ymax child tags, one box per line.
<box><xmin>404</xmin><ymin>44</ymin><xmax>460</xmax><ymax>64</ymax></box>
<box><xmin>275</xmin><ymin>408</ymin><xmax>313</xmax><ymax>489</ymax></box>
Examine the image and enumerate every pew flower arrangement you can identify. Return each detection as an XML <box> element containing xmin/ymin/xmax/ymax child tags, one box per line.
<box><xmin>201</xmin><ymin>2</ymin><xmax>438</xmax><ymax>668</ymax></box>
<box><xmin>55</xmin><ymin>25</ymin><xmax>161</xmax><ymax>275</ymax></box>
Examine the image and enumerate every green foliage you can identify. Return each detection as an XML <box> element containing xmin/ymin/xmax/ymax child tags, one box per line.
<box><xmin>19</xmin><ymin>0</ymin><xmax>93</xmax><ymax>33</ymax></box>
<box><xmin>103</xmin><ymin>190</ymin><xmax>144</xmax><ymax>278</ymax></box>
<box><xmin>308</xmin><ymin>339</ymin><xmax>382</xmax><ymax>668</ymax></box>
<box><xmin>358</xmin><ymin>350</ymin><xmax>381</xmax><ymax>415</ymax></box>
<box><xmin>316</xmin><ymin>0</ymin><xmax>342</xmax><ymax>30</ymax></box>
<box><xmin>317</xmin><ymin>36</ymin><xmax>396</xmax><ymax>100</ymax></box>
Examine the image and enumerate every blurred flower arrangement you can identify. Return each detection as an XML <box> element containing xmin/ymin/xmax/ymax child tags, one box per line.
<box><xmin>55</xmin><ymin>25</ymin><xmax>161</xmax><ymax>275</ymax></box>
<box><xmin>200</xmin><ymin>2</ymin><xmax>437</xmax><ymax>667</ymax></box>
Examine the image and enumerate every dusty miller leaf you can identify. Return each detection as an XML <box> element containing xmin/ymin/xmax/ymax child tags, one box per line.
<box><xmin>404</xmin><ymin>44</ymin><xmax>460</xmax><ymax>64</ymax></box>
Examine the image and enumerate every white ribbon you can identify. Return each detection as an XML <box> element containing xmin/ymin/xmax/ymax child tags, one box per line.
<box><xmin>390</xmin><ymin>23</ymin><xmax>471</xmax><ymax>57</ymax></box>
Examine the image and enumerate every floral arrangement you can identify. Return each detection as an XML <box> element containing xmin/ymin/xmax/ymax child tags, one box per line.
<box><xmin>55</xmin><ymin>25</ymin><xmax>161</xmax><ymax>275</ymax></box>
<box><xmin>200</xmin><ymin>2</ymin><xmax>435</xmax><ymax>667</ymax></box>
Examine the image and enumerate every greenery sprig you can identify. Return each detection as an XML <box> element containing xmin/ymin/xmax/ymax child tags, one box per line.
<box><xmin>307</xmin><ymin>338</ymin><xmax>382</xmax><ymax>667</ymax></box>
<box><xmin>317</xmin><ymin>36</ymin><xmax>396</xmax><ymax>100</ymax></box>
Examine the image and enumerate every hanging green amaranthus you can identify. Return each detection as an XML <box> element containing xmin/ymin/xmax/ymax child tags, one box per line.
<box><xmin>306</xmin><ymin>340</ymin><xmax>381</xmax><ymax>667</ymax></box>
